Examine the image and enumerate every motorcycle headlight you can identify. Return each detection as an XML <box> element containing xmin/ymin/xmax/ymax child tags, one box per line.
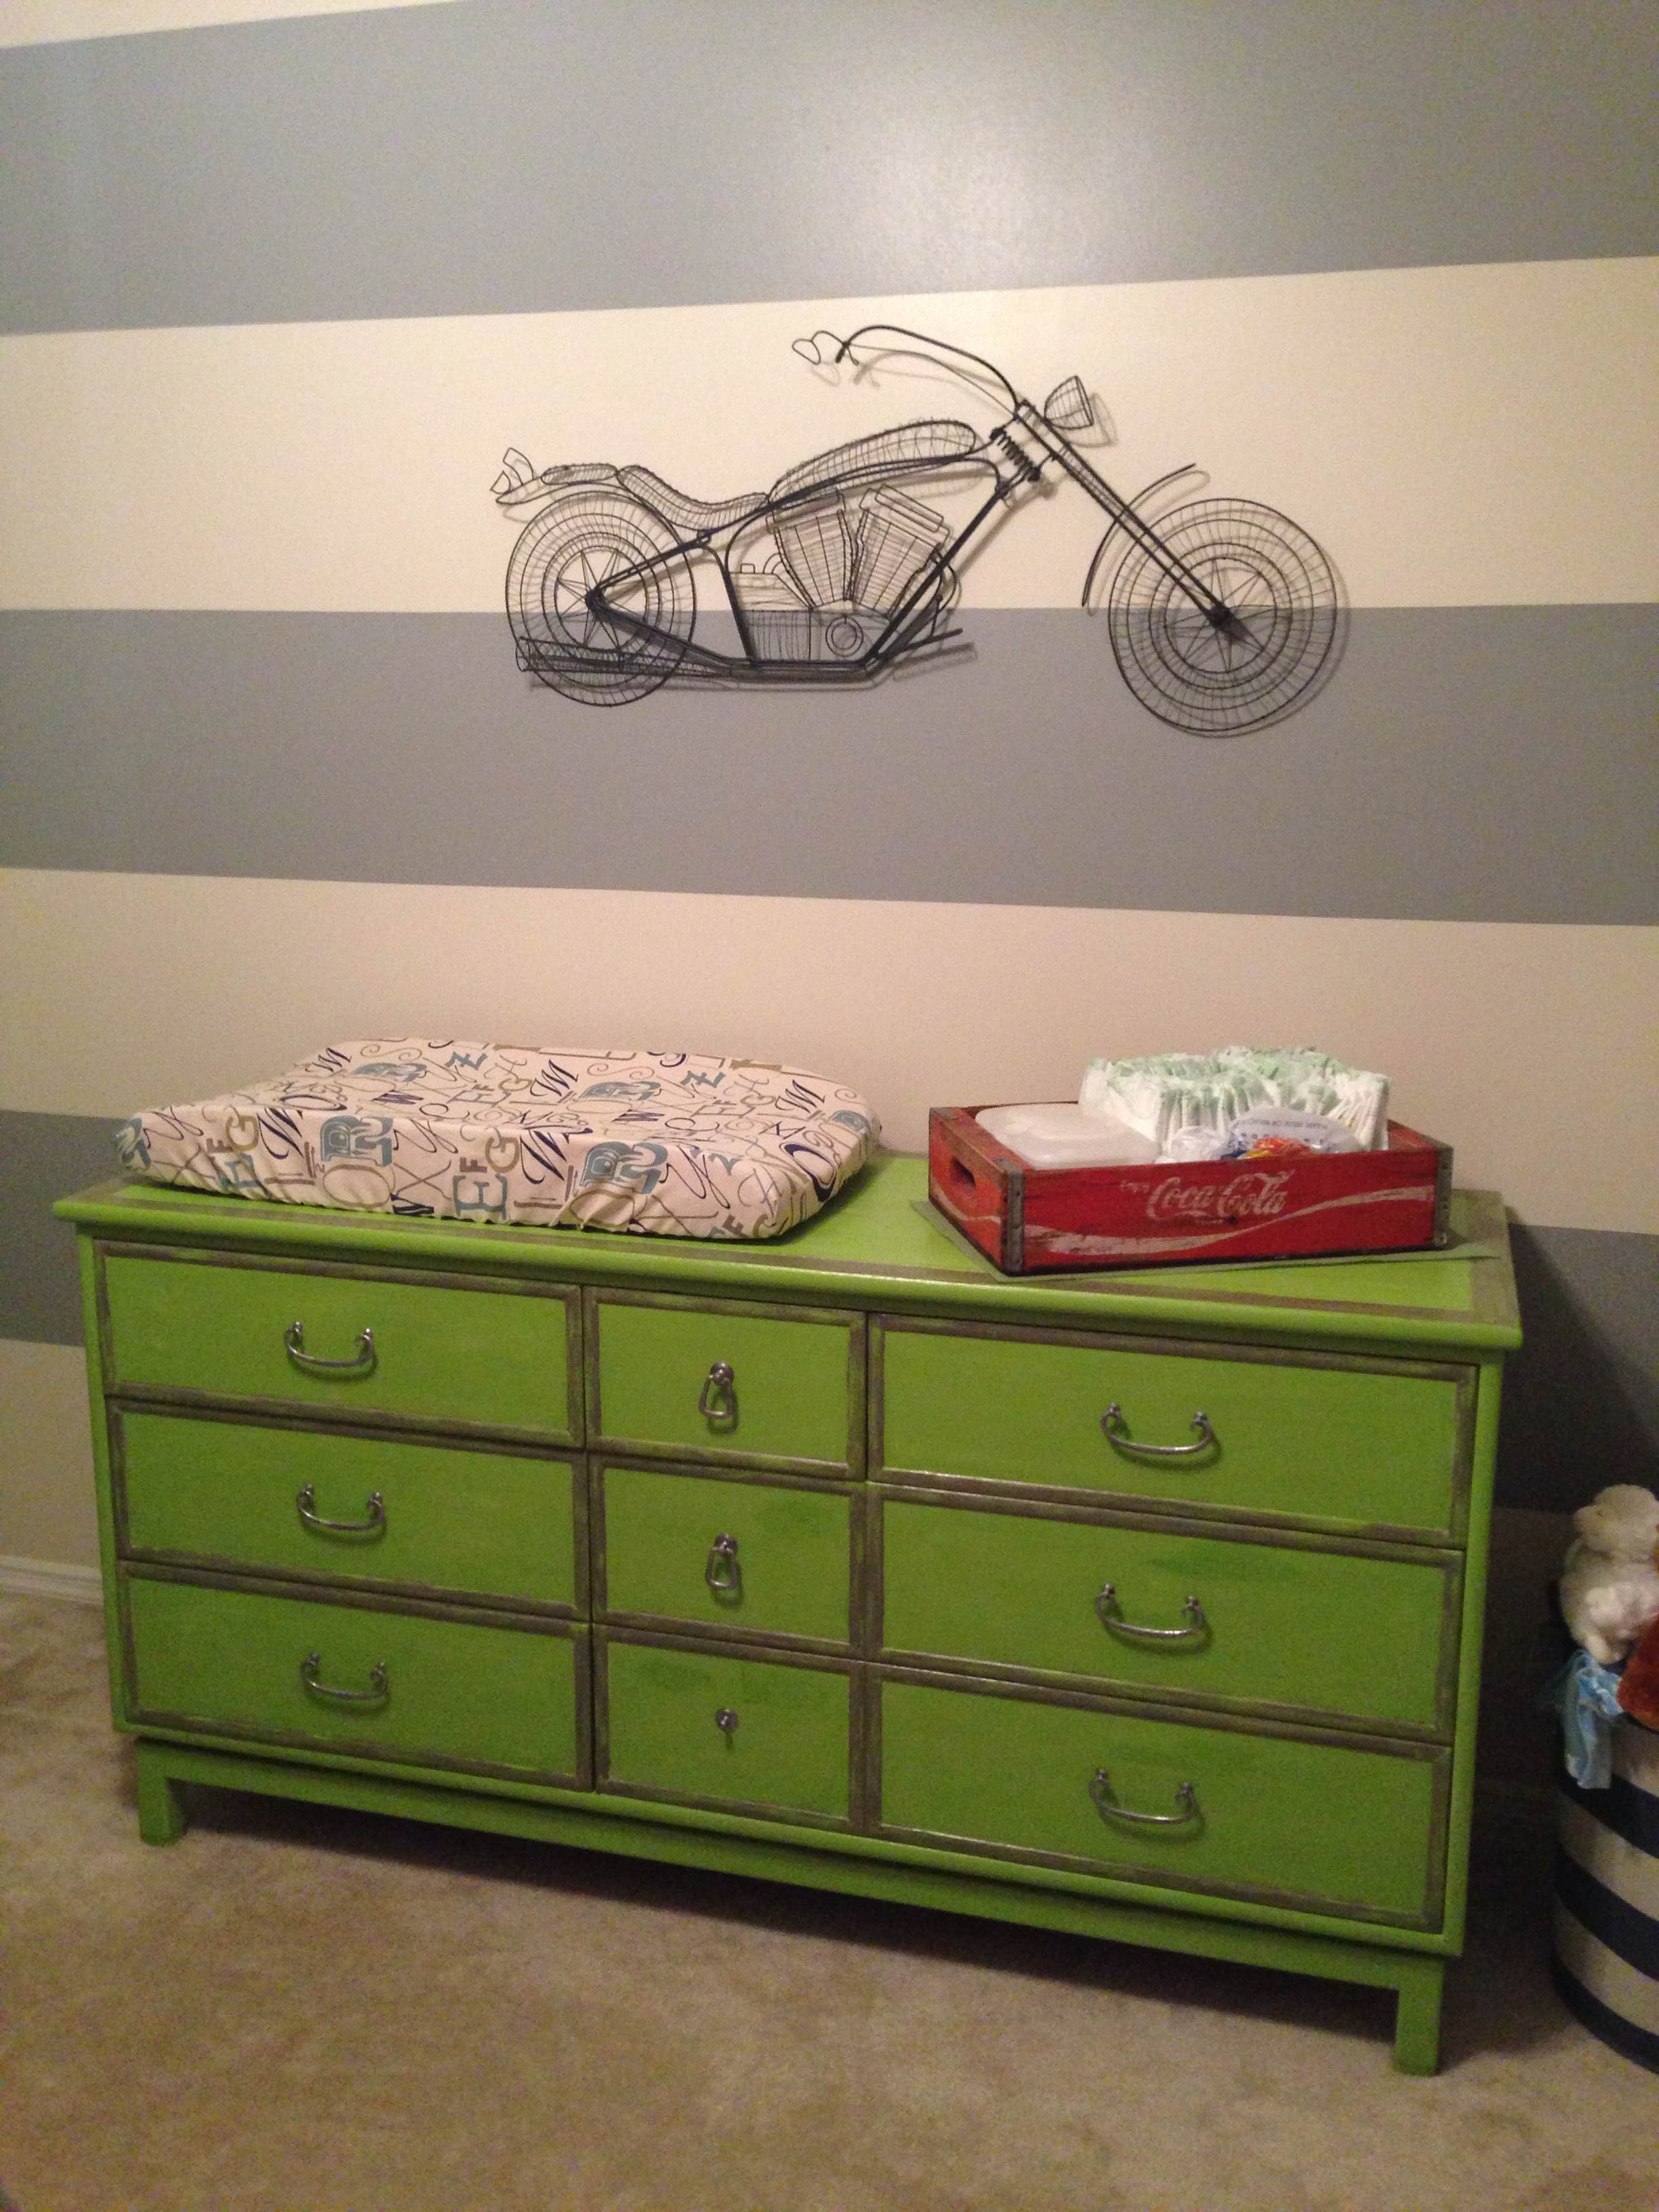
<box><xmin>1044</xmin><ymin>376</ymin><xmax>1094</xmax><ymax>433</ymax></box>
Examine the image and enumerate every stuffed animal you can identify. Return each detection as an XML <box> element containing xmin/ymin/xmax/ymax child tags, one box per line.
<box><xmin>1559</xmin><ymin>1483</ymin><xmax>1659</xmax><ymax>1667</ymax></box>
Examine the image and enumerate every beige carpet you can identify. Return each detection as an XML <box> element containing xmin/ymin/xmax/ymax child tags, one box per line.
<box><xmin>2</xmin><ymin>1592</ymin><xmax>1654</xmax><ymax>2212</ymax></box>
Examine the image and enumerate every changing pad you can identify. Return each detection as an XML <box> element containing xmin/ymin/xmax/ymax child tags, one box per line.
<box><xmin>115</xmin><ymin>1040</ymin><xmax>880</xmax><ymax>1239</ymax></box>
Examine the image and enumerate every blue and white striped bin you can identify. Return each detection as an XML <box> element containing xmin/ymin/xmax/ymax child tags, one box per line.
<box><xmin>1554</xmin><ymin>1715</ymin><xmax>1659</xmax><ymax>2070</ymax></box>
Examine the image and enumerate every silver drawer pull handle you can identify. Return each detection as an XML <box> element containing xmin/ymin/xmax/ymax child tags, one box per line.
<box><xmin>1094</xmin><ymin>1585</ymin><xmax>1208</xmax><ymax>1645</ymax></box>
<box><xmin>1089</xmin><ymin>1769</ymin><xmax>1200</xmax><ymax>1829</ymax></box>
<box><xmin>698</xmin><ymin>1359</ymin><xmax>737</xmax><ymax>1423</ymax></box>
<box><xmin>284</xmin><ymin>1320</ymin><xmax>376</xmax><ymax>1376</ymax></box>
<box><xmin>1101</xmin><ymin>1404</ymin><xmax>1214</xmax><ymax>1459</ymax></box>
<box><xmin>715</xmin><ymin>1707</ymin><xmax>739</xmax><ymax>1737</ymax></box>
<box><xmin>300</xmin><ymin>1651</ymin><xmax>389</xmax><ymax>1705</ymax></box>
<box><xmin>705</xmin><ymin>1532</ymin><xmax>741</xmax><ymax>1595</ymax></box>
<box><xmin>295</xmin><ymin>1483</ymin><xmax>386</xmax><ymax>1538</ymax></box>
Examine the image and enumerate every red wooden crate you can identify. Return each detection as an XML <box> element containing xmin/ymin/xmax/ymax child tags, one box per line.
<box><xmin>928</xmin><ymin>1105</ymin><xmax>1453</xmax><ymax>1275</ymax></box>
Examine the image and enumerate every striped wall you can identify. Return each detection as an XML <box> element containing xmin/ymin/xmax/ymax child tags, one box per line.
<box><xmin>2</xmin><ymin>0</ymin><xmax>1656</xmax><ymax>1586</ymax></box>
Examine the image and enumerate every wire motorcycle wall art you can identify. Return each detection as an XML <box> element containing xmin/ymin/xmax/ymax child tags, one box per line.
<box><xmin>491</xmin><ymin>325</ymin><xmax>1341</xmax><ymax>735</ymax></box>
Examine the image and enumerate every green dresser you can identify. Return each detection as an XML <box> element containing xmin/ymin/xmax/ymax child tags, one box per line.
<box><xmin>56</xmin><ymin>1157</ymin><xmax>1519</xmax><ymax>2073</ymax></box>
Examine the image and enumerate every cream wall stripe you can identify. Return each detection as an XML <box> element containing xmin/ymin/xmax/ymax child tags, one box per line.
<box><xmin>2</xmin><ymin>869</ymin><xmax>1653</xmax><ymax>1236</ymax></box>
<box><xmin>0</xmin><ymin>1340</ymin><xmax>97</xmax><ymax>1569</ymax></box>
<box><xmin>0</xmin><ymin>0</ymin><xmax>456</xmax><ymax>43</ymax></box>
<box><xmin>1</xmin><ymin>260</ymin><xmax>1653</xmax><ymax>615</ymax></box>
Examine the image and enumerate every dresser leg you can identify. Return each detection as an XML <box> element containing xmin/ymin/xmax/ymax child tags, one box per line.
<box><xmin>1391</xmin><ymin>1957</ymin><xmax>1444</xmax><ymax>2074</ymax></box>
<box><xmin>136</xmin><ymin>1744</ymin><xmax>186</xmax><ymax>1846</ymax></box>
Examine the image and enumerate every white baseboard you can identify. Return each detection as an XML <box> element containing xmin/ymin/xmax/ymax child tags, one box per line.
<box><xmin>0</xmin><ymin>1553</ymin><xmax>104</xmax><ymax>1605</ymax></box>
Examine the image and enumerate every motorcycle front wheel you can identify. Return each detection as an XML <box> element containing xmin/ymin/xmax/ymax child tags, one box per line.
<box><xmin>507</xmin><ymin>493</ymin><xmax>695</xmax><ymax>705</ymax></box>
<box><xmin>1105</xmin><ymin>499</ymin><xmax>1339</xmax><ymax>735</ymax></box>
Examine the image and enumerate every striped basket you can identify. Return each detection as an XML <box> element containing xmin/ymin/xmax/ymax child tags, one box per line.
<box><xmin>1554</xmin><ymin>1715</ymin><xmax>1659</xmax><ymax>2070</ymax></box>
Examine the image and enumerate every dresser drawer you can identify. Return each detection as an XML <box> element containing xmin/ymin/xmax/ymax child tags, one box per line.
<box><xmin>117</xmin><ymin>1410</ymin><xmax>579</xmax><ymax>1613</ymax></box>
<box><xmin>101</xmin><ymin>1254</ymin><xmax>578</xmax><ymax>1441</ymax></box>
<box><xmin>878</xmin><ymin>1494</ymin><xmax>1455</xmax><ymax>1732</ymax></box>
<box><xmin>601</xmin><ymin>1635</ymin><xmax>850</xmax><ymax>1822</ymax></box>
<box><xmin>876</xmin><ymin>1322</ymin><xmax>1469</xmax><ymax>1540</ymax></box>
<box><xmin>592</xmin><ymin>1293</ymin><xmax>859</xmax><ymax>1472</ymax></box>
<box><xmin>124</xmin><ymin>1574</ymin><xmax>584</xmax><ymax>1783</ymax></box>
<box><xmin>597</xmin><ymin>1464</ymin><xmax>852</xmax><ymax>1646</ymax></box>
<box><xmin>878</xmin><ymin>1677</ymin><xmax>1443</xmax><ymax>1925</ymax></box>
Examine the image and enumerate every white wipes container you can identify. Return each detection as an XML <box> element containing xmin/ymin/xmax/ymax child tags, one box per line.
<box><xmin>975</xmin><ymin>1103</ymin><xmax>1159</xmax><ymax>1168</ymax></box>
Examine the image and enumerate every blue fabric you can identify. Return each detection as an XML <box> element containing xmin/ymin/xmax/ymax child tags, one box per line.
<box><xmin>1547</xmin><ymin>1650</ymin><xmax>1628</xmax><ymax>1788</ymax></box>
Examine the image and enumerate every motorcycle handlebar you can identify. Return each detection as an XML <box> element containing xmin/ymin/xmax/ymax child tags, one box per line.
<box><xmin>793</xmin><ymin>323</ymin><xmax>1019</xmax><ymax>412</ymax></box>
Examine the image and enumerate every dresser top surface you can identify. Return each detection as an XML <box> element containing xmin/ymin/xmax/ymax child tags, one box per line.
<box><xmin>58</xmin><ymin>1155</ymin><xmax>1519</xmax><ymax>1352</ymax></box>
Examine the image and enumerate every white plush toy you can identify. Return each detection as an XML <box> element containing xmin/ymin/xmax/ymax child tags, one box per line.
<box><xmin>1559</xmin><ymin>1484</ymin><xmax>1659</xmax><ymax>1667</ymax></box>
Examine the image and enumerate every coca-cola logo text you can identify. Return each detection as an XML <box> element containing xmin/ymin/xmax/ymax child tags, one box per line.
<box><xmin>1146</xmin><ymin>1170</ymin><xmax>1293</xmax><ymax>1224</ymax></box>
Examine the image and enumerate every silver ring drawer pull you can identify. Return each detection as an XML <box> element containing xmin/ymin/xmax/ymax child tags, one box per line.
<box><xmin>698</xmin><ymin>1359</ymin><xmax>737</xmax><ymax>1423</ymax></box>
<box><xmin>300</xmin><ymin>1652</ymin><xmax>389</xmax><ymax>1705</ymax></box>
<box><xmin>1089</xmin><ymin>1769</ymin><xmax>1200</xmax><ymax>1829</ymax></box>
<box><xmin>1095</xmin><ymin>1584</ymin><xmax>1208</xmax><ymax>1645</ymax></box>
<box><xmin>705</xmin><ymin>1532</ymin><xmax>742</xmax><ymax>1595</ymax></box>
<box><xmin>1100</xmin><ymin>1404</ymin><xmax>1215</xmax><ymax>1459</ymax></box>
<box><xmin>284</xmin><ymin>1320</ymin><xmax>376</xmax><ymax>1376</ymax></box>
<box><xmin>715</xmin><ymin>1707</ymin><xmax>739</xmax><ymax>1737</ymax></box>
<box><xmin>295</xmin><ymin>1483</ymin><xmax>386</xmax><ymax>1537</ymax></box>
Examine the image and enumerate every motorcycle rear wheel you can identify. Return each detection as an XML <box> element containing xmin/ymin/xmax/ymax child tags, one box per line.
<box><xmin>508</xmin><ymin>493</ymin><xmax>695</xmax><ymax>705</ymax></box>
<box><xmin>1105</xmin><ymin>499</ymin><xmax>1338</xmax><ymax>735</ymax></box>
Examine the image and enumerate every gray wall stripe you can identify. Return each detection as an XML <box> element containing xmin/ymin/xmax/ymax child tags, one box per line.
<box><xmin>3</xmin><ymin>1110</ymin><xmax>115</xmax><ymax>1343</ymax></box>
<box><xmin>3</xmin><ymin>607</ymin><xmax>1654</xmax><ymax>925</ymax></box>
<box><xmin>2</xmin><ymin>1</ymin><xmax>1655</xmax><ymax>335</ymax></box>
<box><xmin>13</xmin><ymin>1109</ymin><xmax>1655</xmax><ymax>1513</ymax></box>
<box><xmin>1501</xmin><ymin>1227</ymin><xmax>1659</xmax><ymax>1515</ymax></box>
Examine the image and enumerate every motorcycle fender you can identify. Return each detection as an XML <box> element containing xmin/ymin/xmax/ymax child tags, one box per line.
<box><xmin>493</xmin><ymin>459</ymin><xmax>621</xmax><ymax>510</ymax></box>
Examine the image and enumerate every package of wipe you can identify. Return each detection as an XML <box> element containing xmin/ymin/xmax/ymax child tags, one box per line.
<box><xmin>975</xmin><ymin>1103</ymin><xmax>1159</xmax><ymax>1169</ymax></box>
<box><xmin>1223</xmin><ymin>1108</ymin><xmax>1363</xmax><ymax>1156</ymax></box>
<box><xmin>1080</xmin><ymin>1047</ymin><xmax>1389</xmax><ymax>1153</ymax></box>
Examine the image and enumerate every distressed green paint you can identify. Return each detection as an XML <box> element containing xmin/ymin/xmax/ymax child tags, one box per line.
<box><xmin>120</xmin><ymin>1412</ymin><xmax>576</xmax><ymax>1610</ymax></box>
<box><xmin>880</xmin><ymin>1326</ymin><xmax>1463</xmax><ymax>1536</ymax></box>
<box><xmin>600</xmin><ymin>1465</ymin><xmax>851</xmax><ymax>1643</ymax></box>
<box><xmin>1439</xmin><ymin>1354</ymin><xmax>1507</xmax><ymax>1954</ymax></box>
<box><xmin>58</xmin><ymin>1166</ymin><xmax>1520</xmax><ymax>2076</ymax></box>
<box><xmin>102</xmin><ymin>1253</ymin><xmax>573</xmax><ymax>1437</ymax></box>
<box><xmin>78</xmin><ymin>1237</ymin><xmax>133</xmax><ymax>1726</ymax></box>
<box><xmin>131</xmin><ymin>1735</ymin><xmax>1450</xmax><ymax>2069</ymax></box>
<box><xmin>880</xmin><ymin>1679</ymin><xmax>1437</xmax><ymax>1921</ymax></box>
<box><xmin>595</xmin><ymin>1298</ymin><xmax>853</xmax><ymax>1467</ymax></box>
<box><xmin>880</xmin><ymin>1498</ymin><xmax>1451</xmax><ymax>1729</ymax></box>
<box><xmin>126</xmin><ymin>1576</ymin><xmax>578</xmax><ymax>1778</ymax></box>
<box><xmin>605</xmin><ymin>1640</ymin><xmax>848</xmax><ymax>1818</ymax></box>
<box><xmin>55</xmin><ymin>1167</ymin><xmax>1523</xmax><ymax>1352</ymax></box>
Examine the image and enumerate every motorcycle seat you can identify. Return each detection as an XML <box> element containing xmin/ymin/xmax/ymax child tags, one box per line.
<box><xmin>620</xmin><ymin>466</ymin><xmax>761</xmax><ymax>535</ymax></box>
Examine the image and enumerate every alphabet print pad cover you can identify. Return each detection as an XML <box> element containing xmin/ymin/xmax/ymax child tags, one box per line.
<box><xmin>116</xmin><ymin>1042</ymin><xmax>880</xmax><ymax>1238</ymax></box>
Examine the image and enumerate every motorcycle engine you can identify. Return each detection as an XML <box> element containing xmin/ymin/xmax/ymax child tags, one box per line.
<box><xmin>762</xmin><ymin>487</ymin><xmax>951</xmax><ymax>660</ymax></box>
<box><xmin>852</xmin><ymin>485</ymin><xmax>951</xmax><ymax>612</ymax></box>
<box><xmin>743</xmin><ymin>482</ymin><xmax>960</xmax><ymax>659</ymax></box>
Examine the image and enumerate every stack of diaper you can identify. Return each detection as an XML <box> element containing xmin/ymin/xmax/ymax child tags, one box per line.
<box><xmin>972</xmin><ymin>1048</ymin><xmax>1390</xmax><ymax>1171</ymax></box>
<box><xmin>1080</xmin><ymin>1046</ymin><xmax>1389</xmax><ymax>1162</ymax></box>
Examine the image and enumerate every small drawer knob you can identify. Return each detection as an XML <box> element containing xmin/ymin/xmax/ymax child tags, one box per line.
<box><xmin>705</xmin><ymin>1532</ymin><xmax>742</xmax><ymax>1596</ymax></box>
<box><xmin>715</xmin><ymin>1707</ymin><xmax>739</xmax><ymax>1738</ymax></box>
<box><xmin>698</xmin><ymin>1360</ymin><xmax>737</xmax><ymax>1424</ymax></box>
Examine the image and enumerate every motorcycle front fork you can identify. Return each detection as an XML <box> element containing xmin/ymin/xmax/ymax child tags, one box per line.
<box><xmin>1004</xmin><ymin>403</ymin><xmax>1228</xmax><ymax>621</ymax></box>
